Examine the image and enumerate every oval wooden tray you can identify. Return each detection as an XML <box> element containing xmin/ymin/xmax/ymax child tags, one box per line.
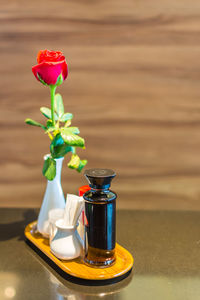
<box><xmin>25</xmin><ymin>221</ymin><xmax>134</xmax><ymax>281</ymax></box>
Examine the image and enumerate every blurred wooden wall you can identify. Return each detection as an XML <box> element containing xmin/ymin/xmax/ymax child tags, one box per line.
<box><xmin>1</xmin><ymin>0</ymin><xmax>200</xmax><ymax>210</ymax></box>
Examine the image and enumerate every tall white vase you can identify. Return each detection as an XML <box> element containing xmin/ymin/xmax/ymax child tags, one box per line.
<box><xmin>37</xmin><ymin>155</ymin><xmax>66</xmax><ymax>237</ymax></box>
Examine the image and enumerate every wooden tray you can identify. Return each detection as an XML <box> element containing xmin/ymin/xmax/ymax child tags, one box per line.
<box><xmin>25</xmin><ymin>221</ymin><xmax>134</xmax><ymax>281</ymax></box>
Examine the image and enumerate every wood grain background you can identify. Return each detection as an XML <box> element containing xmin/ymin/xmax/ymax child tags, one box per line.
<box><xmin>1</xmin><ymin>0</ymin><xmax>200</xmax><ymax>210</ymax></box>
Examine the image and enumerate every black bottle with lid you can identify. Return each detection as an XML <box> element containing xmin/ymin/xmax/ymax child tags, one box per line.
<box><xmin>83</xmin><ymin>168</ymin><xmax>117</xmax><ymax>267</ymax></box>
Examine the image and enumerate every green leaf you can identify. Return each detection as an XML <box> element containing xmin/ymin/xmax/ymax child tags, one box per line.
<box><xmin>71</xmin><ymin>147</ymin><xmax>76</xmax><ymax>154</ymax></box>
<box><xmin>68</xmin><ymin>154</ymin><xmax>80</xmax><ymax>169</ymax></box>
<box><xmin>60</xmin><ymin>113</ymin><xmax>73</xmax><ymax>122</ymax></box>
<box><xmin>45</xmin><ymin>119</ymin><xmax>57</xmax><ymax>133</ymax></box>
<box><xmin>50</xmin><ymin>134</ymin><xmax>73</xmax><ymax>158</ymax></box>
<box><xmin>25</xmin><ymin>118</ymin><xmax>46</xmax><ymax>130</ymax></box>
<box><xmin>55</xmin><ymin>73</ymin><xmax>63</xmax><ymax>86</ymax></box>
<box><xmin>40</xmin><ymin>107</ymin><xmax>58</xmax><ymax>120</ymax></box>
<box><xmin>67</xmin><ymin>155</ymin><xmax>87</xmax><ymax>172</ymax></box>
<box><xmin>61</xmin><ymin>129</ymin><xmax>85</xmax><ymax>148</ymax></box>
<box><xmin>61</xmin><ymin>127</ymin><xmax>80</xmax><ymax>135</ymax></box>
<box><xmin>46</xmin><ymin>119</ymin><xmax>53</xmax><ymax>128</ymax></box>
<box><xmin>42</xmin><ymin>157</ymin><xmax>56</xmax><ymax>180</ymax></box>
<box><xmin>77</xmin><ymin>159</ymin><xmax>88</xmax><ymax>172</ymax></box>
<box><xmin>54</xmin><ymin>94</ymin><xmax>64</xmax><ymax>118</ymax></box>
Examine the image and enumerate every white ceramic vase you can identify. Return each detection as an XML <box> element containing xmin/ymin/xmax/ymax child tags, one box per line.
<box><xmin>37</xmin><ymin>155</ymin><xmax>66</xmax><ymax>237</ymax></box>
<box><xmin>50</xmin><ymin>219</ymin><xmax>82</xmax><ymax>260</ymax></box>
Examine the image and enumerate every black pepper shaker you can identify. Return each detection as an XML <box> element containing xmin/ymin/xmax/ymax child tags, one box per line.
<box><xmin>83</xmin><ymin>168</ymin><xmax>117</xmax><ymax>267</ymax></box>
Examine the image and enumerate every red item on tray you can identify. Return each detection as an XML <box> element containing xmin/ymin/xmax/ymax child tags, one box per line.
<box><xmin>79</xmin><ymin>185</ymin><xmax>91</xmax><ymax>196</ymax></box>
<box><xmin>79</xmin><ymin>185</ymin><xmax>91</xmax><ymax>225</ymax></box>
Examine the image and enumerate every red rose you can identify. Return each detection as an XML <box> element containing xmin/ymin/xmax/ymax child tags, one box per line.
<box><xmin>32</xmin><ymin>50</ymin><xmax>68</xmax><ymax>86</ymax></box>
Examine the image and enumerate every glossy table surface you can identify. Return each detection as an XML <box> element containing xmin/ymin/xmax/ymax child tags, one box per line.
<box><xmin>0</xmin><ymin>208</ymin><xmax>200</xmax><ymax>300</ymax></box>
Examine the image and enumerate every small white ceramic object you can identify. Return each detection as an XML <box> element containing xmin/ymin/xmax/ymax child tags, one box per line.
<box><xmin>48</xmin><ymin>208</ymin><xmax>64</xmax><ymax>242</ymax></box>
<box><xmin>50</xmin><ymin>219</ymin><xmax>82</xmax><ymax>260</ymax></box>
<box><xmin>37</xmin><ymin>155</ymin><xmax>65</xmax><ymax>237</ymax></box>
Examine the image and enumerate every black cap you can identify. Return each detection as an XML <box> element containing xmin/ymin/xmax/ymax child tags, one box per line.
<box><xmin>84</xmin><ymin>168</ymin><xmax>116</xmax><ymax>189</ymax></box>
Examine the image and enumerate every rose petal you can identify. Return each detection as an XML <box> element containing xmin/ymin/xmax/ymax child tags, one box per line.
<box><xmin>37</xmin><ymin>50</ymin><xmax>65</xmax><ymax>63</ymax></box>
<box><xmin>62</xmin><ymin>61</ymin><xmax>68</xmax><ymax>80</ymax></box>
<box><xmin>32</xmin><ymin>60</ymin><xmax>68</xmax><ymax>85</ymax></box>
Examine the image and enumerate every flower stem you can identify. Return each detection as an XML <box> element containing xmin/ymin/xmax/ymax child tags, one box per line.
<box><xmin>50</xmin><ymin>85</ymin><xmax>57</xmax><ymax>126</ymax></box>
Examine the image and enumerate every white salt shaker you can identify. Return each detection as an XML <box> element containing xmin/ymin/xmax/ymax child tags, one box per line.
<box><xmin>50</xmin><ymin>219</ymin><xmax>82</xmax><ymax>260</ymax></box>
